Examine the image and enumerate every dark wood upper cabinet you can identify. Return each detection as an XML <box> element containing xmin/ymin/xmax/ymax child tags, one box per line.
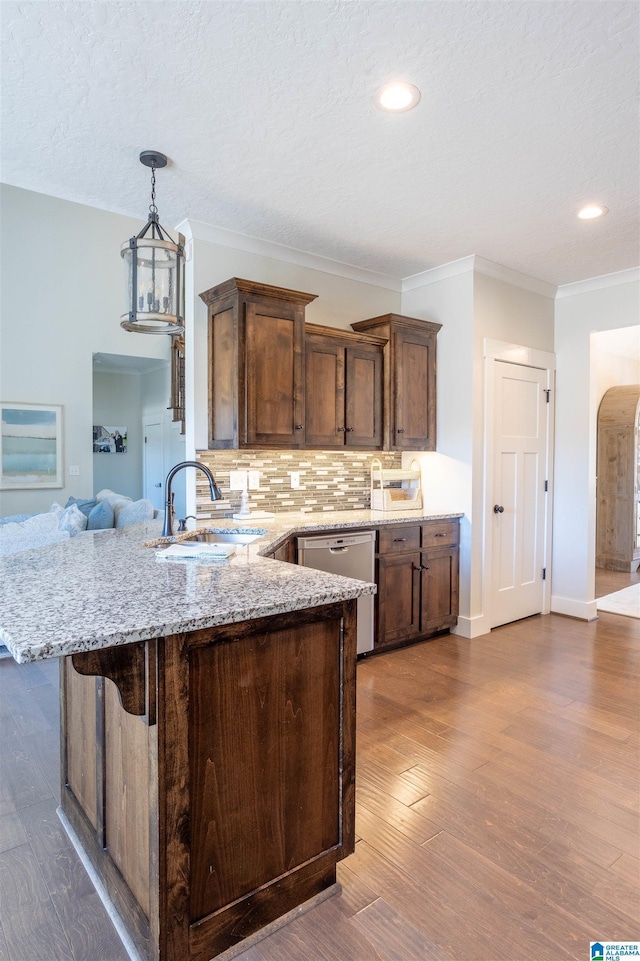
<box><xmin>305</xmin><ymin>324</ymin><xmax>385</xmax><ymax>449</ymax></box>
<box><xmin>351</xmin><ymin>314</ymin><xmax>441</xmax><ymax>451</ymax></box>
<box><xmin>200</xmin><ymin>279</ymin><xmax>317</xmax><ymax>449</ymax></box>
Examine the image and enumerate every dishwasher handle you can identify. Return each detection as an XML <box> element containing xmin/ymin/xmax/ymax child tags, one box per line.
<box><xmin>329</xmin><ymin>545</ymin><xmax>350</xmax><ymax>553</ymax></box>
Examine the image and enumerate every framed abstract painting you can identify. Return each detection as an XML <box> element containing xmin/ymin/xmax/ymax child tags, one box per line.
<box><xmin>0</xmin><ymin>403</ymin><xmax>64</xmax><ymax>489</ymax></box>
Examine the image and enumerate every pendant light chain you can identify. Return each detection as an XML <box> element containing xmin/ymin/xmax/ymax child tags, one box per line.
<box><xmin>149</xmin><ymin>164</ymin><xmax>158</xmax><ymax>219</ymax></box>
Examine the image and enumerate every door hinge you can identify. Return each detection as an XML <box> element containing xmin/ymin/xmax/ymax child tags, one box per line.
<box><xmin>542</xmin><ymin>567</ymin><xmax>546</xmax><ymax>580</ymax></box>
<box><xmin>544</xmin><ymin>389</ymin><xmax>550</xmax><ymax>403</ymax></box>
<box><xmin>544</xmin><ymin>479</ymin><xmax>548</xmax><ymax>492</ymax></box>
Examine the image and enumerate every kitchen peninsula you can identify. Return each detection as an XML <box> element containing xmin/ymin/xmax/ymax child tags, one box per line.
<box><xmin>0</xmin><ymin>507</ymin><xmax>460</xmax><ymax>961</ymax></box>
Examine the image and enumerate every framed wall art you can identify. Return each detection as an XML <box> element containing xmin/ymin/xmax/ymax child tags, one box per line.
<box><xmin>93</xmin><ymin>425</ymin><xmax>128</xmax><ymax>454</ymax></box>
<box><xmin>0</xmin><ymin>403</ymin><xmax>64</xmax><ymax>489</ymax></box>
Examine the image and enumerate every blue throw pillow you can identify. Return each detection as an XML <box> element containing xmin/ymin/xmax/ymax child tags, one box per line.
<box><xmin>87</xmin><ymin>500</ymin><xmax>115</xmax><ymax>530</ymax></box>
<box><xmin>65</xmin><ymin>496</ymin><xmax>98</xmax><ymax>519</ymax></box>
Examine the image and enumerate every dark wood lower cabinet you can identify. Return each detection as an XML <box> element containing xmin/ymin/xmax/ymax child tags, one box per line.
<box><xmin>375</xmin><ymin>520</ymin><xmax>460</xmax><ymax>652</ymax></box>
<box><xmin>61</xmin><ymin>601</ymin><xmax>357</xmax><ymax>961</ymax></box>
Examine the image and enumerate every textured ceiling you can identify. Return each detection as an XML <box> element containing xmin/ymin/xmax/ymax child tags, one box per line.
<box><xmin>2</xmin><ymin>1</ymin><xmax>638</xmax><ymax>286</ymax></box>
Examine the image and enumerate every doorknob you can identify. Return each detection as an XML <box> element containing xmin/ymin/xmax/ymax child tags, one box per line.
<box><xmin>154</xmin><ymin>482</ymin><xmax>162</xmax><ymax>488</ymax></box>
<box><xmin>493</xmin><ymin>504</ymin><xmax>504</xmax><ymax>513</ymax></box>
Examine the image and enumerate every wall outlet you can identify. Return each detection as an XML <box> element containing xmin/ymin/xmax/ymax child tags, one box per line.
<box><xmin>229</xmin><ymin>470</ymin><xmax>248</xmax><ymax>491</ymax></box>
<box><xmin>248</xmin><ymin>470</ymin><xmax>260</xmax><ymax>490</ymax></box>
<box><xmin>290</xmin><ymin>471</ymin><xmax>300</xmax><ymax>489</ymax></box>
<box><xmin>69</xmin><ymin>465</ymin><xmax>80</xmax><ymax>476</ymax></box>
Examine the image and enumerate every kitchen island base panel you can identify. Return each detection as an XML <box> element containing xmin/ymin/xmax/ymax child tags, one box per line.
<box><xmin>59</xmin><ymin>805</ymin><xmax>342</xmax><ymax>961</ymax></box>
<box><xmin>60</xmin><ymin>600</ymin><xmax>357</xmax><ymax>961</ymax></box>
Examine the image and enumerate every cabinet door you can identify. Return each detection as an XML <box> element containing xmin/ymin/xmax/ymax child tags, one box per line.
<box><xmin>393</xmin><ymin>327</ymin><xmax>437</xmax><ymax>450</ymax></box>
<box><xmin>420</xmin><ymin>548</ymin><xmax>459</xmax><ymax>634</ymax></box>
<box><xmin>376</xmin><ymin>553</ymin><xmax>421</xmax><ymax>649</ymax></box>
<box><xmin>305</xmin><ymin>335</ymin><xmax>345</xmax><ymax>447</ymax></box>
<box><xmin>345</xmin><ymin>344</ymin><xmax>383</xmax><ymax>448</ymax></box>
<box><xmin>245</xmin><ymin>300</ymin><xmax>305</xmax><ymax>447</ymax></box>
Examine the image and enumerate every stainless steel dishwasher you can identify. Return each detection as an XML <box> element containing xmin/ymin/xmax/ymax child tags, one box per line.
<box><xmin>297</xmin><ymin>530</ymin><xmax>375</xmax><ymax>654</ymax></box>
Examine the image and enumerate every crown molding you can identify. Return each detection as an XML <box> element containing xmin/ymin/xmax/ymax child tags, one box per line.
<box><xmin>473</xmin><ymin>256</ymin><xmax>557</xmax><ymax>299</ymax></box>
<box><xmin>402</xmin><ymin>254</ymin><xmax>556</xmax><ymax>299</ymax></box>
<box><xmin>401</xmin><ymin>256</ymin><xmax>475</xmax><ymax>291</ymax></box>
<box><xmin>555</xmin><ymin>266</ymin><xmax>640</xmax><ymax>299</ymax></box>
<box><xmin>175</xmin><ymin>218</ymin><xmax>636</xmax><ymax>302</ymax></box>
<box><xmin>175</xmin><ymin>219</ymin><xmax>401</xmax><ymax>291</ymax></box>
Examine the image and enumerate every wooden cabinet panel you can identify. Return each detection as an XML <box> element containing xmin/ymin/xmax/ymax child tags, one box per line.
<box><xmin>305</xmin><ymin>334</ymin><xmax>345</xmax><ymax>447</ymax></box>
<box><xmin>60</xmin><ymin>602</ymin><xmax>357</xmax><ymax>961</ymax></box>
<box><xmin>421</xmin><ymin>520</ymin><xmax>458</xmax><ymax>549</ymax></box>
<box><xmin>351</xmin><ymin>314</ymin><xmax>441</xmax><ymax>451</ymax></box>
<box><xmin>188</xmin><ymin>619</ymin><xmax>341</xmax><ymax>920</ymax></box>
<box><xmin>376</xmin><ymin>552</ymin><xmax>421</xmax><ymax>648</ymax></box>
<box><xmin>245</xmin><ymin>302</ymin><xmax>305</xmax><ymax>446</ymax></box>
<box><xmin>420</xmin><ymin>549</ymin><xmax>459</xmax><ymax>634</ymax></box>
<box><xmin>200</xmin><ymin>279</ymin><xmax>316</xmax><ymax>449</ymax></box>
<box><xmin>375</xmin><ymin>519</ymin><xmax>459</xmax><ymax>653</ymax></box>
<box><xmin>305</xmin><ymin>325</ymin><xmax>383</xmax><ymax>449</ymax></box>
<box><xmin>345</xmin><ymin>344</ymin><xmax>383</xmax><ymax>447</ymax></box>
<box><xmin>104</xmin><ymin>680</ymin><xmax>152</xmax><ymax>918</ymax></box>
<box><xmin>378</xmin><ymin>525</ymin><xmax>421</xmax><ymax>555</ymax></box>
<box><xmin>63</xmin><ymin>661</ymin><xmax>98</xmax><ymax>830</ymax></box>
<box><xmin>394</xmin><ymin>328</ymin><xmax>436</xmax><ymax>450</ymax></box>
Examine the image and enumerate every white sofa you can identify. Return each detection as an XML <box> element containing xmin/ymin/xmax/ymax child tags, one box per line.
<box><xmin>0</xmin><ymin>489</ymin><xmax>155</xmax><ymax>556</ymax></box>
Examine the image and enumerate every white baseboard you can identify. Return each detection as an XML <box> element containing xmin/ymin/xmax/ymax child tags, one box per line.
<box><xmin>452</xmin><ymin>615</ymin><xmax>492</xmax><ymax>639</ymax></box>
<box><xmin>550</xmin><ymin>595</ymin><xmax>599</xmax><ymax>621</ymax></box>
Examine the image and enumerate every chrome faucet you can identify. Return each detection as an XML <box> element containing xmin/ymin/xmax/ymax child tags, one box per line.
<box><xmin>162</xmin><ymin>461</ymin><xmax>223</xmax><ymax>538</ymax></box>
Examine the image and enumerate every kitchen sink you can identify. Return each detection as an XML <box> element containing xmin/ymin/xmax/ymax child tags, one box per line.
<box><xmin>181</xmin><ymin>529</ymin><xmax>267</xmax><ymax>546</ymax></box>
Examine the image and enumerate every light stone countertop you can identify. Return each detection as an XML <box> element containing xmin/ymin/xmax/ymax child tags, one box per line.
<box><xmin>0</xmin><ymin>508</ymin><xmax>462</xmax><ymax>663</ymax></box>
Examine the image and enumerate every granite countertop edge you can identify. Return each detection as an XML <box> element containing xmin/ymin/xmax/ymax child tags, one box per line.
<box><xmin>1</xmin><ymin>508</ymin><xmax>463</xmax><ymax>663</ymax></box>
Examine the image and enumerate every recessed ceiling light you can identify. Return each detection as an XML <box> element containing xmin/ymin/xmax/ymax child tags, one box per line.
<box><xmin>376</xmin><ymin>81</ymin><xmax>421</xmax><ymax>113</ymax></box>
<box><xmin>577</xmin><ymin>204</ymin><xmax>609</xmax><ymax>220</ymax></box>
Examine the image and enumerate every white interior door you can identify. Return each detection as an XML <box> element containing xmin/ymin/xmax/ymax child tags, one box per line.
<box><xmin>491</xmin><ymin>361</ymin><xmax>548</xmax><ymax>628</ymax></box>
<box><xmin>143</xmin><ymin>418</ymin><xmax>164</xmax><ymax>511</ymax></box>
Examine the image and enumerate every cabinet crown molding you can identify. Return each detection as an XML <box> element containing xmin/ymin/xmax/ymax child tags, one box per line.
<box><xmin>200</xmin><ymin>277</ymin><xmax>318</xmax><ymax>308</ymax></box>
<box><xmin>305</xmin><ymin>322</ymin><xmax>388</xmax><ymax>347</ymax></box>
<box><xmin>351</xmin><ymin>313</ymin><xmax>442</xmax><ymax>335</ymax></box>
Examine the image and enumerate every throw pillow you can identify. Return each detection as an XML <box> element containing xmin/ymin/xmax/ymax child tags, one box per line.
<box><xmin>0</xmin><ymin>513</ymin><xmax>35</xmax><ymax>526</ymax></box>
<box><xmin>65</xmin><ymin>496</ymin><xmax>97</xmax><ymax>518</ymax></box>
<box><xmin>56</xmin><ymin>503</ymin><xmax>88</xmax><ymax>536</ymax></box>
<box><xmin>115</xmin><ymin>499</ymin><xmax>154</xmax><ymax>528</ymax></box>
<box><xmin>87</xmin><ymin>500</ymin><xmax>115</xmax><ymax>531</ymax></box>
<box><xmin>0</xmin><ymin>512</ymin><xmax>71</xmax><ymax>555</ymax></box>
<box><xmin>95</xmin><ymin>488</ymin><xmax>133</xmax><ymax>506</ymax></box>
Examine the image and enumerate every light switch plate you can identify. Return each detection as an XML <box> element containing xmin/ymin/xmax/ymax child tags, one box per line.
<box><xmin>290</xmin><ymin>471</ymin><xmax>300</xmax><ymax>489</ymax></box>
<box><xmin>248</xmin><ymin>470</ymin><xmax>260</xmax><ymax>490</ymax></box>
<box><xmin>69</xmin><ymin>465</ymin><xmax>80</xmax><ymax>476</ymax></box>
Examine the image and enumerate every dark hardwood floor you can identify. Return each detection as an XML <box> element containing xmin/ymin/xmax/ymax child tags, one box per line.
<box><xmin>0</xmin><ymin>604</ymin><xmax>638</xmax><ymax>961</ymax></box>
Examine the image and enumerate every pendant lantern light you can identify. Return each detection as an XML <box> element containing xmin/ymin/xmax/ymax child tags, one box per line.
<box><xmin>121</xmin><ymin>151</ymin><xmax>185</xmax><ymax>334</ymax></box>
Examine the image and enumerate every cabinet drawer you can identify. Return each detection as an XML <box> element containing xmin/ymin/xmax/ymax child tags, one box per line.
<box><xmin>421</xmin><ymin>521</ymin><xmax>459</xmax><ymax>549</ymax></box>
<box><xmin>378</xmin><ymin>525</ymin><xmax>421</xmax><ymax>555</ymax></box>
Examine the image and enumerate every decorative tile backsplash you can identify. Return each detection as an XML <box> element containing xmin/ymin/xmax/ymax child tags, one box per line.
<box><xmin>196</xmin><ymin>449</ymin><xmax>402</xmax><ymax>515</ymax></box>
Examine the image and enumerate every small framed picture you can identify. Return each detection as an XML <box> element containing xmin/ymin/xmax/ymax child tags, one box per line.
<box><xmin>93</xmin><ymin>425</ymin><xmax>128</xmax><ymax>454</ymax></box>
<box><xmin>0</xmin><ymin>402</ymin><xmax>64</xmax><ymax>489</ymax></box>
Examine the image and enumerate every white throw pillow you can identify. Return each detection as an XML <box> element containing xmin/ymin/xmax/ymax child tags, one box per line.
<box><xmin>95</xmin><ymin>488</ymin><xmax>133</xmax><ymax>506</ymax></box>
<box><xmin>115</xmin><ymin>499</ymin><xmax>155</xmax><ymax>528</ymax></box>
<box><xmin>0</xmin><ymin>512</ymin><xmax>70</xmax><ymax>555</ymax></box>
<box><xmin>57</xmin><ymin>503</ymin><xmax>88</xmax><ymax>536</ymax></box>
